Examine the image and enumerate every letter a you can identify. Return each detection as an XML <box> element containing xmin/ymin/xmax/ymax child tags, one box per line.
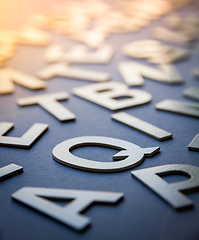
<box><xmin>12</xmin><ymin>187</ymin><xmax>123</xmax><ymax>231</ymax></box>
<box><xmin>132</xmin><ymin>164</ymin><xmax>199</xmax><ymax>210</ymax></box>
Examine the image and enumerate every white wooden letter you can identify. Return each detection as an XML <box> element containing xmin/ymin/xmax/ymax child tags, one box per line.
<box><xmin>72</xmin><ymin>82</ymin><xmax>152</xmax><ymax>111</ymax></box>
<box><xmin>12</xmin><ymin>187</ymin><xmax>123</xmax><ymax>231</ymax></box>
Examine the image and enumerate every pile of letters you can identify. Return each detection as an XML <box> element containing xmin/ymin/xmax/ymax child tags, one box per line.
<box><xmin>0</xmin><ymin>0</ymin><xmax>199</xmax><ymax>232</ymax></box>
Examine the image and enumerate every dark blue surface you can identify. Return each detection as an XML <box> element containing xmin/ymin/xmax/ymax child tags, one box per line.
<box><xmin>0</xmin><ymin>2</ymin><xmax>199</xmax><ymax>240</ymax></box>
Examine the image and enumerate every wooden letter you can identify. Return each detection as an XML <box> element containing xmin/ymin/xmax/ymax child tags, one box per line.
<box><xmin>188</xmin><ymin>134</ymin><xmax>199</xmax><ymax>151</ymax></box>
<box><xmin>132</xmin><ymin>164</ymin><xmax>199</xmax><ymax>210</ymax></box>
<box><xmin>0</xmin><ymin>68</ymin><xmax>46</xmax><ymax>94</ymax></box>
<box><xmin>156</xmin><ymin>99</ymin><xmax>199</xmax><ymax>118</ymax></box>
<box><xmin>0</xmin><ymin>122</ymin><xmax>48</xmax><ymax>148</ymax></box>
<box><xmin>183</xmin><ymin>87</ymin><xmax>199</xmax><ymax>101</ymax></box>
<box><xmin>12</xmin><ymin>187</ymin><xmax>123</xmax><ymax>231</ymax></box>
<box><xmin>38</xmin><ymin>63</ymin><xmax>110</xmax><ymax>82</ymax></box>
<box><xmin>52</xmin><ymin>136</ymin><xmax>160</xmax><ymax>172</ymax></box>
<box><xmin>0</xmin><ymin>163</ymin><xmax>23</xmax><ymax>181</ymax></box>
<box><xmin>118</xmin><ymin>62</ymin><xmax>183</xmax><ymax>86</ymax></box>
<box><xmin>111</xmin><ymin>112</ymin><xmax>172</xmax><ymax>141</ymax></box>
<box><xmin>17</xmin><ymin>92</ymin><xmax>75</xmax><ymax>122</ymax></box>
<box><xmin>72</xmin><ymin>82</ymin><xmax>152</xmax><ymax>111</ymax></box>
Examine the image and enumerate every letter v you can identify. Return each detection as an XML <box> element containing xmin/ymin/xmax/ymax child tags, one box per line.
<box><xmin>0</xmin><ymin>122</ymin><xmax>48</xmax><ymax>148</ymax></box>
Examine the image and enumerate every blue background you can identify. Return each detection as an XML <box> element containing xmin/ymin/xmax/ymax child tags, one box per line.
<box><xmin>0</xmin><ymin>1</ymin><xmax>199</xmax><ymax>240</ymax></box>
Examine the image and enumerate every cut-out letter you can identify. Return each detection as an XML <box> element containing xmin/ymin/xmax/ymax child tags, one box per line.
<box><xmin>0</xmin><ymin>122</ymin><xmax>48</xmax><ymax>148</ymax></box>
<box><xmin>72</xmin><ymin>82</ymin><xmax>152</xmax><ymax>111</ymax></box>
<box><xmin>45</xmin><ymin>44</ymin><xmax>114</xmax><ymax>64</ymax></box>
<box><xmin>132</xmin><ymin>164</ymin><xmax>199</xmax><ymax>210</ymax></box>
<box><xmin>0</xmin><ymin>163</ymin><xmax>23</xmax><ymax>181</ymax></box>
<box><xmin>121</xmin><ymin>40</ymin><xmax>189</xmax><ymax>64</ymax></box>
<box><xmin>19</xmin><ymin>26</ymin><xmax>50</xmax><ymax>46</ymax></box>
<box><xmin>17</xmin><ymin>92</ymin><xmax>75</xmax><ymax>122</ymax></box>
<box><xmin>152</xmin><ymin>27</ymin><xmax>192</xmax><ymax>45</ymax></box>
<box><xmin>0</xmin><ymin>68</ymin><xmax>46</xmax><ymax>94</ymax></box>
<box><xmin>118</xmin><ymin>62</ymin><xmax>183</xmax><ymax>86</ymax></box>
<box><xmin>193</xmin><ymin>67</ymin><xmax>199</xmax><ymax>78</ymax></box>
<box><xmin>111</xmin><ymin>112</ymin><xmax>172</xmax><ymax>141</ymax></box>
<box><xmin>38</xmin><ymin>63</ymin><xmax>110</xmax><ymax>82</ymax></box>
<box><xmin>12</xmin><ymin>187</ymin><xmax>123</xmax><ymax>231</ymax></box>
<box><xmin>156</xmin><ymin>99</ymin><xmax>199</xmax><ymax>118</ymax></box>
<box><xmin>52</xmin><ymin>136</ymin><xmax>160</xmax><ymax>172</ymax></box>
<box><xmin>184</xmin><ymin>87</ymin><xmax>199</xmax><ymax>101</ymax></box>
<box><xmin>188</xmin><ymin>133</ymin><xmax>199</xmax><ymax>151</ymax></box>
